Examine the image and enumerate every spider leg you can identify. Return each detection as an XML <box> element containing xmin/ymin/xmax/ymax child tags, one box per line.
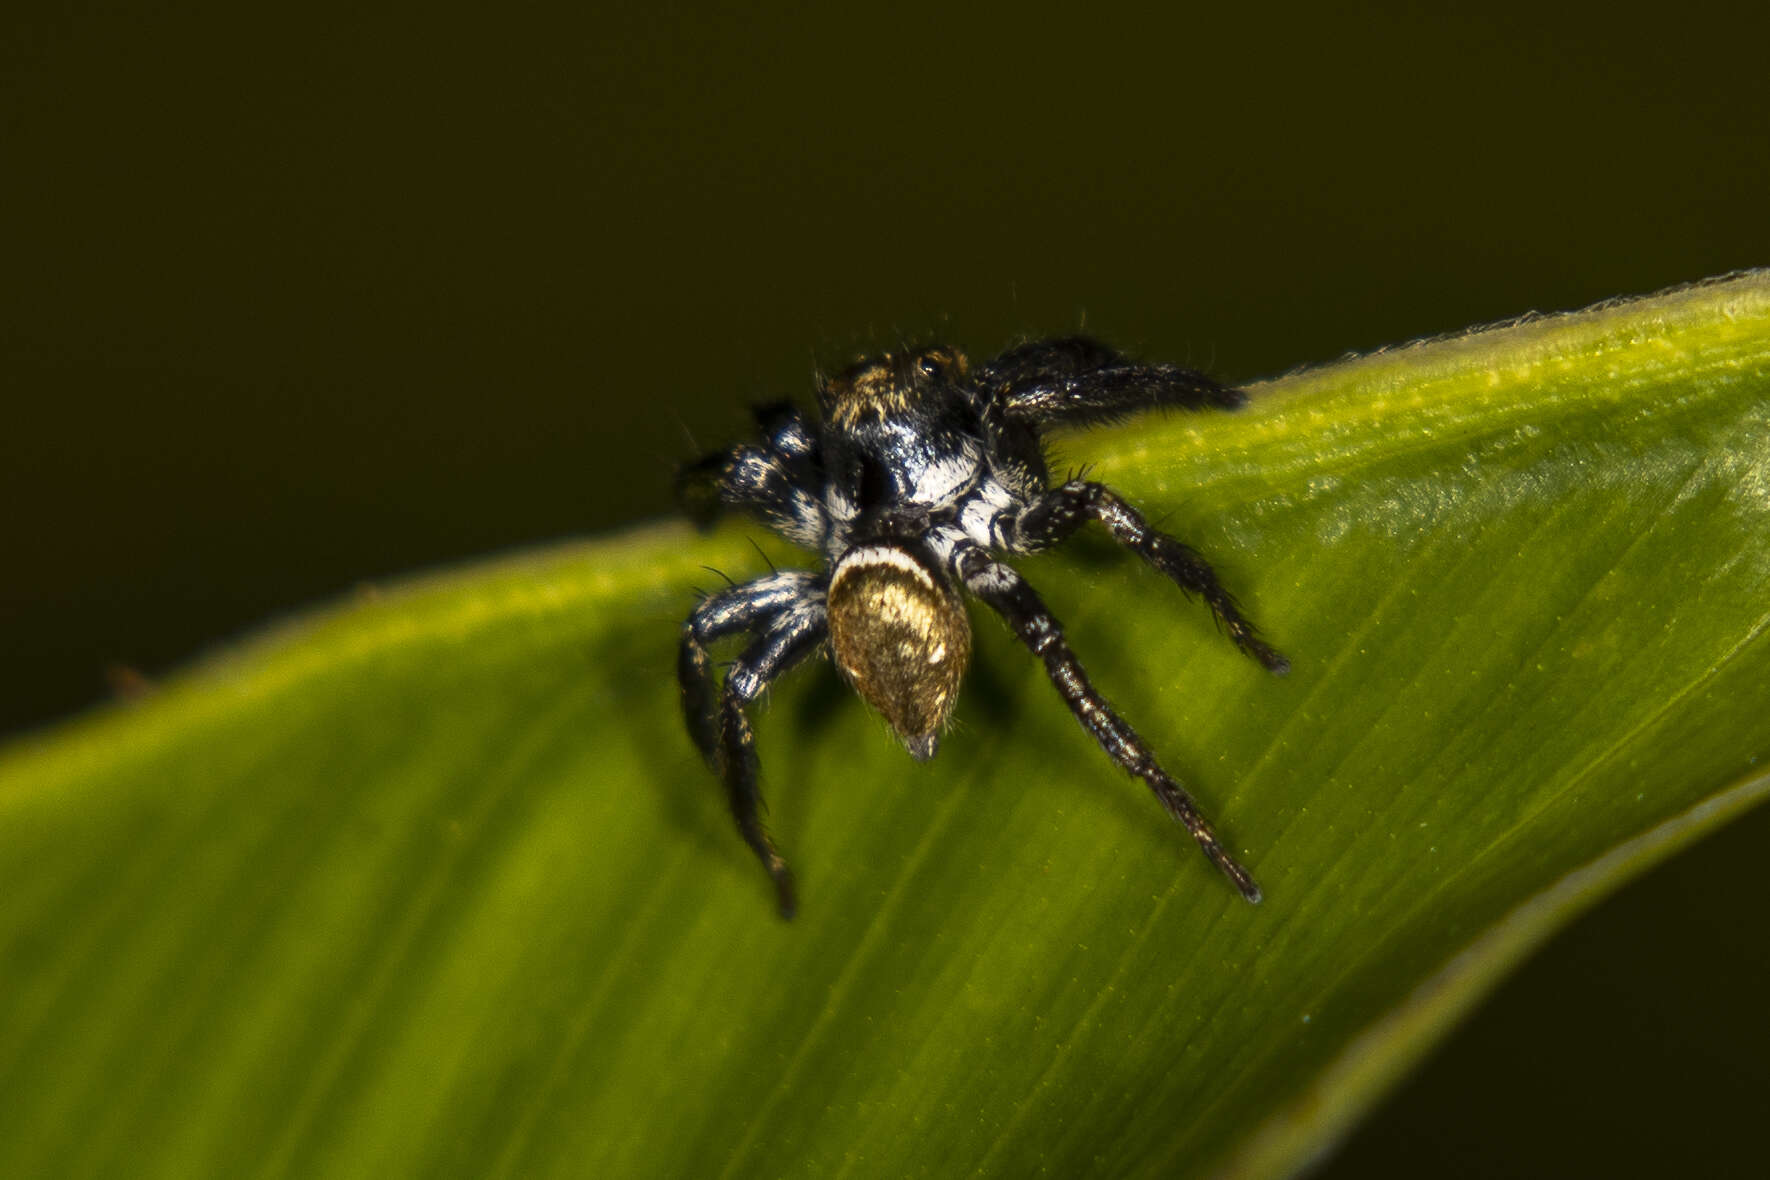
<box><xmin>674</xmin><ymin>442</ymin><xmax>828</xmax><ymax>548</ymax></box>
<box><xmin>1007</xmin><ymin>480</ymin><xmax>1289</xmax><ymax>674</ymax></box>
<box><xmin>750</xmin><ymin>401</ymin><xmax>819</xmax><ymax>471</ymax></box>
<box><xmin>981</xmin><ymin>337</ymin><xmax>1244</xmax><ymax>427</ymax></box>
<box><xmin>979</xmin><ymin>335</ymin><xmax>1126</xmax><ymax>387</ymax></box>
<box><xmin>717</xmin><ymin>603</ymin><xmax>828</xmax><ymax>919</ymax></box>
<box><xmin>954</xmin><ymin>546</ymin><xmax>1262</xmax><ymax>903</ymax></box>
<box><xmin>679</xmin><ymin>571</ymin><xmax>822</xmax><ymax>763</ymax></box>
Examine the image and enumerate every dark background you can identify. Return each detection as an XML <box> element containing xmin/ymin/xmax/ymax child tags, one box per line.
<box><xmin>5</xmin><ymin>2</ymin><xmax>1767</xmax><ymax>1174</ymax></box>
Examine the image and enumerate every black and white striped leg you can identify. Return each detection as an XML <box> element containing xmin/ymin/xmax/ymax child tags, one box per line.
<box><xmin>675</xmin><ymin>442</ymin><xmax>829</xmax><ymax>547</ymax></box>
<box><xmin>749</xmin><ymin>401</ymin><xmax>819</xmax><ymax>472</ymax></box>
<box><xmin>679</xmin><ymin>571</ymin><xmax>823</xmax><ymax>763</ymax></box>
<box><xmin>956</xmin><ymin>548</ymin><xmax>1263</xmax><ymax>903</ymax></box>
<box><xmin>717</xmin><ymin>605</ymin><xmax>827</xmax><ymax>918</ymax></box>
<box><xmin>1010</xmin><ymin>480</ymin><xmax>1289</xmax><ymax>674</ymax></box>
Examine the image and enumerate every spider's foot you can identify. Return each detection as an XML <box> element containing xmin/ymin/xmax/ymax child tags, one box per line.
<box><xmin>768</xmin><ymin>858</ymin><xmax>798</xmax><ymax>920</ymax></box>
<box><xmin>1216</xmin><ymin>856</ymin><xmax>1264</xmax><ymax>905</ymax></box>
<box><xmin>1224</xmin><ymin>622</ymin><xmax>1289</xmax><ymax>675</ymax></box>
<box><xmin>1249</xmin><ymin>639</ymin><xmax>1290</xmax><ymax>677</ymax></box>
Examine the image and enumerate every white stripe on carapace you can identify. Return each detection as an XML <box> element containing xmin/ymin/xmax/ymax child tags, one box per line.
<box><xmin>830</xmin><ymin>544</ymin><xmax>936</xmax><ymax>591</ymax></box>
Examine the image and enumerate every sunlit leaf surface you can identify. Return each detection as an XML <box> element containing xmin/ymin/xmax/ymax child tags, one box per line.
<box><xmin>3</xmin><ymin>274</ymin><xmax>1768</xmax><ymax>1178</ymax></box>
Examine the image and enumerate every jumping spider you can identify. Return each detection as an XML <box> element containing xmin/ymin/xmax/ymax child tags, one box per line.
<box><xmin>678</xmin><ymin>336</ymin><xmax>1288</xmax><ymax>917</ymax></box>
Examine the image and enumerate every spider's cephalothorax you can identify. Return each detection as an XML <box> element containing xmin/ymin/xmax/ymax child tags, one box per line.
<box><xmin>678</xmin><ymin>337</ymin><xmax>1288</xmax><ymax>918</ymax></box>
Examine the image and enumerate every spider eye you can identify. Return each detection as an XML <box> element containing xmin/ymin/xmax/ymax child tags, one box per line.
<box><xmin>916</xmin><ymin>353</ymin><xmax>945</xmax><ymax>380</ymax></box>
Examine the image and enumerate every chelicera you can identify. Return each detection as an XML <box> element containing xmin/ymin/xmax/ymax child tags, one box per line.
<box><xmin>678</xmin><ymin>337</ymin><xmax>1287</xmax><ymax>917</ymax></box>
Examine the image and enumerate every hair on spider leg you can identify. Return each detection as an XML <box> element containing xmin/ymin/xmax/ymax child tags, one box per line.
<box><xmin>675</xmin><ymin>334</ymin><xmax>1287</xmax><ymax>917</ymax></box>
<box><xmin>666</xmin><ymin>405</ymin><xmax>705</xmax><ymax>454</ymax></box>
<box><xmin>1052</xmin><ymin>462</ymin><xmax>1093</xmax><ymax>487</ymax></box>
<box><xmin>747</xmin><ymin>537</ymin><xmax>778</xmax><ymax>574</ymax></box>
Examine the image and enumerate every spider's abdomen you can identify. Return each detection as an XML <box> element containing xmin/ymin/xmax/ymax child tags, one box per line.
<box><xmin>827</xmin><ymin>543</ymin><xmax>971</xmax><ymax>761</ymax></box>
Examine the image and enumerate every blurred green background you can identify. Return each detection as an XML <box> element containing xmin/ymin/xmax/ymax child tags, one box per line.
<box><xmin>4</xmin><ymin>2</ymin><xmax>1767</xmax><ymax>1174</ymax></box>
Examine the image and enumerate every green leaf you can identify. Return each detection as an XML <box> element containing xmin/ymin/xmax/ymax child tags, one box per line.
<box><xmin>4</xmin><ymin>273</ymin><xmax>1769</xmax><ymax>1179</ymax></box>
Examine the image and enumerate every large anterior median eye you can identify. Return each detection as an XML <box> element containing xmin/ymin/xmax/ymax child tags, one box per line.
<box><xmin>826</xmin><ymin>543</ymin><xmax>971</xmax><ymax>760</ymax></box>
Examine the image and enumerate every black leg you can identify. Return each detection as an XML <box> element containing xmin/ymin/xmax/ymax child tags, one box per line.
<box><xmin>982</xmin><ymin>337</ymin><xmax>1244</xmax><ymax>427</ymax></box>
<box><xmin>717</xmin><ymin>605</ymin><xmax>828</xmax><ymax>918</ymax></box>
<box><xmin>1009</xmin><ymin>480</ymin><xmax>1289</xmax><ymax>674</ymax></box>
<box><xmin>955</xmin><ymin>548</ymin><xmax>1263</xmax><ymax>903</ymax></box>
<box><xmin>1000</xmin><ymin>366</ymin><xmax>1244</xmax><ymax>426</ymax></box>
<box><xmin>679</xmin><ymin>572</ymin><xmax>822</xmax><ymax>764</ymax></box>
<box><xmin>980</xmin><ymin>335</ymin><xmax>1127</xmax><ymax>387</ymax></box>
